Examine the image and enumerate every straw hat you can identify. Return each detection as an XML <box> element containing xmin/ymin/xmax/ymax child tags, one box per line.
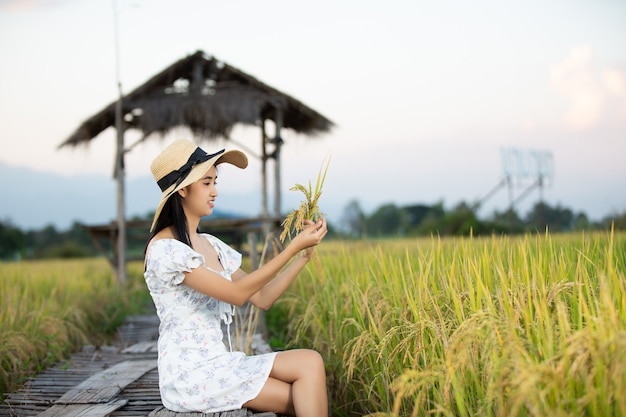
<box><xmin>149</xmin><ymin>139</ymin><xmax>248</xmax><ymax>231</ymax></box>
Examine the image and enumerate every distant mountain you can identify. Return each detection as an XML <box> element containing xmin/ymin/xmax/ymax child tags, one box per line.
<box><xmin>0</xmin><ymin>161</ymin><xmax>259</xmax><ymax>231</ymax></box>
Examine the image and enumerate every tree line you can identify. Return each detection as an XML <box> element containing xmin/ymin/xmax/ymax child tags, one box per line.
<box><xmin>1</xmin><ymin>201</ymin><xmax>625</xmax><ymax>260</ymax></box>
<box><xmin>338</xmin><ymin>200</ymin><xmax>626</xmax><ymax>238</ymax></box>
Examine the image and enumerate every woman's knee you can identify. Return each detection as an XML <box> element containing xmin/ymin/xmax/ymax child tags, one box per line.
<box><xmin>297</xmin><ymin>349</ymin><xmax>326</xmax><ymax>382</ymax></box>
<box><xmin>272</xmin><ymin>349</ymin><xmax>326</xmax><ymax>381</ymax></box>
<box><xmin>307</xmin><ymin>350</ymin><xmax>326</xmax><ymax>376</ymax></box>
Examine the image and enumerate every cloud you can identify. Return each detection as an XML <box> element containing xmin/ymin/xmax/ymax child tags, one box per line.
<box><xmin>603</xmin><ymin>68</ymin><xmax>625</xmax><ymax>95</ymax></box>
<box><xmin>550</xmin><ymin>44</ymin><xmax>626</xmax><ymax>130</ymax></box>
<box><xmin>0</xmin><ymin>0</ymin><xmax>38</xmax><ymax>11</ymax></box>
<box><xmin>550</xmin><ymin>44</ymin><xmax>603</xmax><ymax>130</ymax></box>
<box><xmin>602</xmin><ymin>67</ymin><xmax>626</xmax><ymax>124</ymax></box>
<box><xmin>0</xmin><ymin>0</ymin><xmax>68</xmax><ymax>12</ymax></box>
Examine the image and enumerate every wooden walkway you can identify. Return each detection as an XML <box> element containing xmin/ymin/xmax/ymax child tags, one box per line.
<box><xmin>0</xmin><ymin>306</ymin><xmax>277</xmax><ymax>417</ymax></box>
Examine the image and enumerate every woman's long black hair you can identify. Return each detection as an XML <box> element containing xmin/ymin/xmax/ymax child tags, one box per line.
<box><xmin>144</xmin><ymin>192</ymin><xmax>194</xmax><ymax>256</ymax></box>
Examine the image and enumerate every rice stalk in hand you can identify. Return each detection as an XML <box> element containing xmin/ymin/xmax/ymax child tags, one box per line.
<box><xmin>280</xmin><ymin>155</ymin><xmax>331</xmax><ymax>243</ymax></box>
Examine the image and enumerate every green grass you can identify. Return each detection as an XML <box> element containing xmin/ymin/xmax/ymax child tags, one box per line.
<box><xmin>0</xmin><ymin>258</ymin><xmax>151</xmax><ymax>399</ymax></box>
<box><xmin>273</xmin><ymin>231</ymin><xmax>626</xmax><ymax>416</ymax></box>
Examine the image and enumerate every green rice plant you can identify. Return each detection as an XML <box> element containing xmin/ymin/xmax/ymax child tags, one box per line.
<box><xmin>280</xmin><ymin>155</ymin><xmax>331</xmax><ymax>243</ymax></box>
<box><xmin>270</xmin><ymin>231</ymin><xmax>626</xmax><ymax>417</ymax></box>
<box><xmin>234</xmin><ymin>232</ymin><xmax>282</xmax><ymax>354</ymax></box>
<box><xmin>0</xmin><ymin>258</ymin><xmax>151</xmax><ymax>399</ymax></box>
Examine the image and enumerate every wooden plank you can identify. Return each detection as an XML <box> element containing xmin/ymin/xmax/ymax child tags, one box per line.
<box><xmin>148</xmin><ymin>406</ymin><xmax>277</xmax><ymax>417</ymax></box>
<box><xmin>36</xmin><ymin>398</ymin><xmax>128</xmax><ymax>417</ymax></box>
<box><xmin>82</xmin><ymin>216</ymin><xmax>282</xmax><ymax>265</ymax></box>
<box><xmin>149</xmin><ymin>407</ymin><xmax>206</xmax><ymax>417</ymax></box>
<box><xmin>55</xmin><ymin>360</ymin><xmax>157</xmax><ymax>404</ymax></box>
<box><xmin>122</xmin><ymin>341</ymin><xmax>158</xmax><ymax>353</ymax></box>
<box><xmin>148</xmin><ymin>406</ymin><xmax>236</xmax><ymax>416</ymax></box>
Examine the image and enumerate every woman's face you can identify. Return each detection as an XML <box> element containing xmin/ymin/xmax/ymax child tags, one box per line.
<box><xmin>180</xmin><ymin>165</ymin><xmax>219</xmax><ymax>221</ymax></box>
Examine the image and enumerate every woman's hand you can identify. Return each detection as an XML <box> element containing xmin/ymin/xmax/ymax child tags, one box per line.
<box><xmin>290</xmin><ymin>217</ymin><xmax>328</xmax><ymax>254</ymax></box>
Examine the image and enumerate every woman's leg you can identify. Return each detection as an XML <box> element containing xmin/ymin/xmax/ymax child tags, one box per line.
<box><xmin>244</xmin><ymin>349</ymin><xmax>328</xmax><ymax>417</ymax></box>
<box><xmin>245</xmin><ymin>376</ymin><xmax>295</xmax><ymax>415</ymax></box>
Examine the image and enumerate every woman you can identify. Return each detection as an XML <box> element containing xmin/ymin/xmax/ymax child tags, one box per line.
<box><xmin>144</xmin><ymin>139</ymin><xmax>329</xmax><ymax>416</ymax></box>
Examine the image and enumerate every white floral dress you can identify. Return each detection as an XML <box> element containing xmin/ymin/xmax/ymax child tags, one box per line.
<box><xmin>144</xmin><ymin>234</ymin><xmax>277</xmax><ymax>413</ymax></box>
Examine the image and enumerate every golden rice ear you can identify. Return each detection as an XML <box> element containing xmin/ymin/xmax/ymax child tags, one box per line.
<box><xmin>279</xmin><ymin>215</ymin><xmax>293</xmax><ymax>243</ymax></box>
<box><xmin>279</xmin><ymin>155</ymin><xmax>331</xmax><ymax>243</ymax></box>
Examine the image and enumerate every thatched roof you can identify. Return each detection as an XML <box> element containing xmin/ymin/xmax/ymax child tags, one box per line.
<box><xmin>58</xmin><ymin>50</ymin><xmax>334</xmax><ymax>148</ymax></box>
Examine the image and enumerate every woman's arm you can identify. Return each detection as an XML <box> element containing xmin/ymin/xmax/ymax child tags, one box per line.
<box><xmin>236</xmin><ymin>250</ymin><xmax>313</xmax><ymax>310</ymax></box>
<box><xmin>182</xmin><ymin>218</ymin><xmax>326</xmax><ymax>306</ymax></box>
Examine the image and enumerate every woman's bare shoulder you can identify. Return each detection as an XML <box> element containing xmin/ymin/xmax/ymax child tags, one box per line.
<box><xmin>146</xmin><ymin>228</ymin><xmax>177</xmax><ymax>252</ymax></box>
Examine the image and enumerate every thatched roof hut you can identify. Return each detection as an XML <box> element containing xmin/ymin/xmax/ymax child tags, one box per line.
<box><xmin>59</xmin><ymin>49</ymin><xmax>333</xmax><ymax>146</ymax></box>
<box><xmin>58</xmin><ymin>49</ymin><xmax>333</xmax><ymax>281</ymax></box>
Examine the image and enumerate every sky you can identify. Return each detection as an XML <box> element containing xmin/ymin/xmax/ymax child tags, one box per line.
<box><xmin>1</xmin><ymin>0</ymin><xmax>625</xmax><ymax>230</ymax></box>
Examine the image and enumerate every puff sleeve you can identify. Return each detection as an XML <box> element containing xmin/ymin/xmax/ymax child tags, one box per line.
<box><xmin>144</xmin><ymin>239</ymin><xmax>204</xmax><ymax>289</ymax></box>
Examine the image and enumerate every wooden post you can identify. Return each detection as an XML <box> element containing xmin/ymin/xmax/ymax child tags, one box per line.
<box><xmin>260</xmin><ymin>119</ymin><xmax>272</xmax><ymax>238</ymax></box>
<box><xmin>113</xmin><ymin>0</ymin><xmax>126</xmax><ymax>283</ymax></box>
<box><xmin>261</xmin><ymin>118</ymin><xmax>268</xmax><ymax>219</ymax></box>
<box><xmin>247</xmin><ymin>231</ymin><xmax>258</xmax><ymax>270</ymax></box>
<box><xmin>273</xmin><ymin>108</ymin><xmax>283</xmax><ymax>218</ymax></box>
<box><xmin>114</xmin><ymin>93</ymin><xmax>127</xmax><ymax>284</ymax></box>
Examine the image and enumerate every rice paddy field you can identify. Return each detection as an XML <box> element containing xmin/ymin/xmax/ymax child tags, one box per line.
<box><xmin>274</xmin><ymin>230</ymin><xmax>626</xmax><ymax>416</ymax></box>
<box><xmin>1</xmin><ymin>231</ymin><xmax>624</xmax><ymax>416</ymax></box>
<box><xmin>0</xmin><ymin>258</ymin><xmax>151</xmax><ymax>399</ymax></box>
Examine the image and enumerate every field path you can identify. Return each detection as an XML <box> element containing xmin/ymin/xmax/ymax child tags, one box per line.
<box><xmin>0</xmin><ymin>305</ymin><xmax>276</xmax><ymax>417</ymax></box>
